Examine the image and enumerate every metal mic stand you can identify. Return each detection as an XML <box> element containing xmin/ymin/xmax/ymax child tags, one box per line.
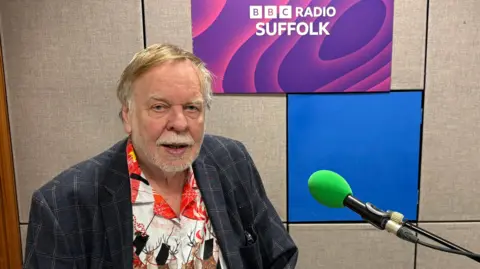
<box><xmin>345</xmin><ymin>197</ymin><xmax>480</xmax><ymax>263</ymax></box>
<box><xmin>403</xmin><ymin>221</ymin><xmax>480</xmax><ymax>263</ymax></box>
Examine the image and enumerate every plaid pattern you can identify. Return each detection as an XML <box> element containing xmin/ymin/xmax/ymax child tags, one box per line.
<box><xmin>23</xmin><ymin>134</ymin><xmax>299</xmax><ymax>269</ymax></box>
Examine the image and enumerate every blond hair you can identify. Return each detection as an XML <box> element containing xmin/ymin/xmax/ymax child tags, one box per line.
<box><xmin>116</xmin><ymin>43</ymin><xmax>214</xmax><ymax>119</ymax></box>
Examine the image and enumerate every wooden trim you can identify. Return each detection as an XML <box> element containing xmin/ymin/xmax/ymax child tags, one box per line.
<box><xmin>0</xmin><ymin>35</ymin><xmax>23</xmax><ymax>268</ymax></box>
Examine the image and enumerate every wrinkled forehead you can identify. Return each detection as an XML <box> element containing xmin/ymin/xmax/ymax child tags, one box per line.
<box><xmin>132</xmin><ymin>60</ymin><xmax>205</xmax><ymax>104</ymax></box>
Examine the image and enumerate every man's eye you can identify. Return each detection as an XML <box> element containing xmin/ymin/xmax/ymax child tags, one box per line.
<box><xmin>185</xmin><ymin>105</ymin><xmax>199</xmax><ymax>111</ymax></box>
<box><xmin>152</xmin><ymin>105</ymin><xmax>165</xmax><ymax>111</ymax></box>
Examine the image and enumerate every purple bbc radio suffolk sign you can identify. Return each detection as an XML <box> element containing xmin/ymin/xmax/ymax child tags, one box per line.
<box><xmin>191</xmin><ymin>0</ymin><xmax>394</xmax><ymax>93</ymax></box>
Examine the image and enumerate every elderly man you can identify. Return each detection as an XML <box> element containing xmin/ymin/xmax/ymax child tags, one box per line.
<box><xmin>23</xmin><ymin>44</ymin><xmax>298</xmax><ymax>269</ymax></box>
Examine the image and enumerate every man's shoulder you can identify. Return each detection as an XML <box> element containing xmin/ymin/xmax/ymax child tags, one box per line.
<box><xmin>198</xmin><ymin>134</ymin><xmax>258</xmax><ymax>175</ymax></box>
<box><xmin>34</xmin><ymin>139</ymin><xmax>127</xmax><ymax>206</ymax></box>
<box><xmin>201</xmin><ymin>134</ymin><xmax>250</xmax><ymax>159</ymax></box>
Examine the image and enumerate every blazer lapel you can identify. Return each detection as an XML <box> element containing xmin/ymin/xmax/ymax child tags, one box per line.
<box><xmin>193</xmin><ymin>157</ymin><xmax>237</xmax><ymax>268</ymax></box>
<box><xmin>98</xmin><ymin>139</ymin><xmax>133</xmax><ymax>269</ymax></box>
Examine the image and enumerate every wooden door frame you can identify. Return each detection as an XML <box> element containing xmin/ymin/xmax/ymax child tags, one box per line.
<box><xmin>0</xmin><ymin>34</ymin><xmax>23</xmax><ymax>268</ymax></box>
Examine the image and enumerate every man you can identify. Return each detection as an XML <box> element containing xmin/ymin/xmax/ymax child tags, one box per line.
<box><xmin>23</xmin><ymin>43</ymin><xmax>298</xmax><ymax>269</ymax></box>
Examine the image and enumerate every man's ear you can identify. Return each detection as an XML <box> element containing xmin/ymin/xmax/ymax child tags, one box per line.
<box><xmin>122</xmin><ymin>104</ymin><xmax>132</xmax><ymax>134</ymax></box>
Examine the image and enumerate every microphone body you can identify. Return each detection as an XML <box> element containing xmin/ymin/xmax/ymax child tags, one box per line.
<box><xmin>343</xmin><ymin>195</ymin><xmax>419</xmax><ymax>242</ymax></box>
<box><xmin>343</xmin><ymin>195</ymin><xmax>390</xmax><ymax>230</ymax></box>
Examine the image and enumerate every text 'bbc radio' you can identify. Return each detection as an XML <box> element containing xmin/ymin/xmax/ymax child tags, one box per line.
<box><xmin>249</xmin><ymin>5</ymin><xmax>336</xmax><ymax>36</ymax></box>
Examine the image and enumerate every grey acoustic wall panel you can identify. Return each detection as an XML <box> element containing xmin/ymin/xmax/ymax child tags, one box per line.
<box><xmin>20</xmin><ymin>225</ymin><xmax>27</xmax><ymax>259</ymax></box>
<box><xmin>419</xmin><ymin>0</ymin><xmax>480</xmax><ymax>220</ymax></box>
<box><xmin>416</xmin><ymin>223</ymin><xmax>480</xmax><ymax>268</ymax></box>
<box><xmin>0</xmin><ymin>0</ymin><xmax>143</xmax><ymax>222</ymax></box>
<box><xmin>390</xmin><ymin>0</ymin><xmax>427</xmax><ymax>90</ymax></box>
<box><xmin>206</xmin><ymin>95</ymin><xmax>287</xmax><ymax>220</ymax></box>
<box><xmin>144</xmin><ymin>0</ymin><xmax>193</xmax><ymax>51</ymax></box>
<box><xmin>289</xmin><ymin>224</ymin><xmax>415</xmax><ymax>269</ymax></box>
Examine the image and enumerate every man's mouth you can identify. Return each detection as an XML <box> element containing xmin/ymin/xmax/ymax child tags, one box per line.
<box><xmin>161</xmin><ymin>143</ymin><xmax>190</xmax><ymax>149</ymax></box>
<box><xmin>161</xmin><ymin>143</ymin><xmax>191</xmax><ymax>156</ymax></box>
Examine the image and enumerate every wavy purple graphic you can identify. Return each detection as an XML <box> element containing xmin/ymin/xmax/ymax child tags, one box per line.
<box><xmin>191</xmin><ymin>0</ymin><xmax>393</xmax><ymax>93</ymax></box>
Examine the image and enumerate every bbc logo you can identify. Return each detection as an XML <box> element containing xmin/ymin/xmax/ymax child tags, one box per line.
<box><xmin>249</xmin><ymin>5</ymin><xmax>292</xmax><ymax>19</ymax></box>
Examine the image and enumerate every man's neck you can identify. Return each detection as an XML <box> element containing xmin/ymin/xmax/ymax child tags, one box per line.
<box><xmin>140</xmin><ymin>162</ymin><xmax>187</xmax><ymax>192</ymax></box>
<box><xmin>138</xmin><ymin>162</ymin><xmax>187</xmax><ymax>216</ymax></box>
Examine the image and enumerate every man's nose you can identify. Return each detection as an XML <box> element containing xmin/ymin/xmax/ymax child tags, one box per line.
<box><xmin>166</xmin><ymin>106</ymin><xmax>188</xmax><ymax>132</ymax></box>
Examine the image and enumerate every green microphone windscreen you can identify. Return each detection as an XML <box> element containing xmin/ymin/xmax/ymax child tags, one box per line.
<box><xmin>308</xmin><ymin>170</ymin><xmax>353</xmax><ymax>208</ymax></box>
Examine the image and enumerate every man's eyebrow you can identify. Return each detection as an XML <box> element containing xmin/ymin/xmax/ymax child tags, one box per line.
<box><xmin>148</xmin><ymin>95</ymin><xmax>168</xmax><ymax>102</ymax></box>
<box><xmin>148</xmin><ymin>96</ymin><xmax>204</xmax><ymax>105</ymax></box>
<box><xmin>189</xmin><ymin>99</ymin><xmax>204</xmax><ymax>105</ymax></box>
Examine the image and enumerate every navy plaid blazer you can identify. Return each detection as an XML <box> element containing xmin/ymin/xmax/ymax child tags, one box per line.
<box><xmin>23</xmin><ymin>134</ymin><xmax>298</xmax><ymax>269</ymax></box>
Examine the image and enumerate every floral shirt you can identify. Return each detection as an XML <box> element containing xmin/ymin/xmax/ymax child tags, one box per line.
<box><xmin>127</xmin><ymin>140</ymin><xmax>227</xmax><ymax>268</ymax></box>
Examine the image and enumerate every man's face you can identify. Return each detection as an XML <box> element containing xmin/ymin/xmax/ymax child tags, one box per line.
<box><xmin>122</xmin><ymin>60</ymin><xmax>205</xmax><ymax>173</ymax></box>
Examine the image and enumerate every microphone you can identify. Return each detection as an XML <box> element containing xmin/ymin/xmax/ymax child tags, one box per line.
<box><xmin>307</xmin><ymin>170</ymin><xmax>400</xmax><ymax>231</ymax></box>
<box><xmin>307</xmin><ymin>169</ymin><xmax>480</xmax><ymax>263</ymax></box>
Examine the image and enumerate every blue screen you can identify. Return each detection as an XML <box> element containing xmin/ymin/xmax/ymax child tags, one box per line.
<box><xmin>287</xmin><ymin>91</ymin><xmax>422</xmax><ymax>222</ymax></box>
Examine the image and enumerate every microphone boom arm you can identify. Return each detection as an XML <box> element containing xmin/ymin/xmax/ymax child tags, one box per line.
<box><xmin>402</xmin><ymin>221</ymin><xmax>480</xmax><ymax>263</ymax></box>
<box><xmin>344</xmin><ymin>195</ymin><xmax>480</xmax><ymax>263</ymax></box>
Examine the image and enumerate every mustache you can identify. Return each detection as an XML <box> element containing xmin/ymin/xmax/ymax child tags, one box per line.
<box><xmin>156</xmin><ymin>134</ymin><xmax>194</xmax><ymax>146</ymax></box>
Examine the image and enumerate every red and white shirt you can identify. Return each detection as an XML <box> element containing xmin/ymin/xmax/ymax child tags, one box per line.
<box><xmin>127</xmin><ymin>140</ymin><xmax>227</xmax><ymax>268</ymax></box>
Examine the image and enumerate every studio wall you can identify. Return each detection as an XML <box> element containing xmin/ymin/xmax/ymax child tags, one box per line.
<box><xmin>1</xmin><ymin>0</ymin><xmax>480</xmax><ymax>268</ymax></box>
